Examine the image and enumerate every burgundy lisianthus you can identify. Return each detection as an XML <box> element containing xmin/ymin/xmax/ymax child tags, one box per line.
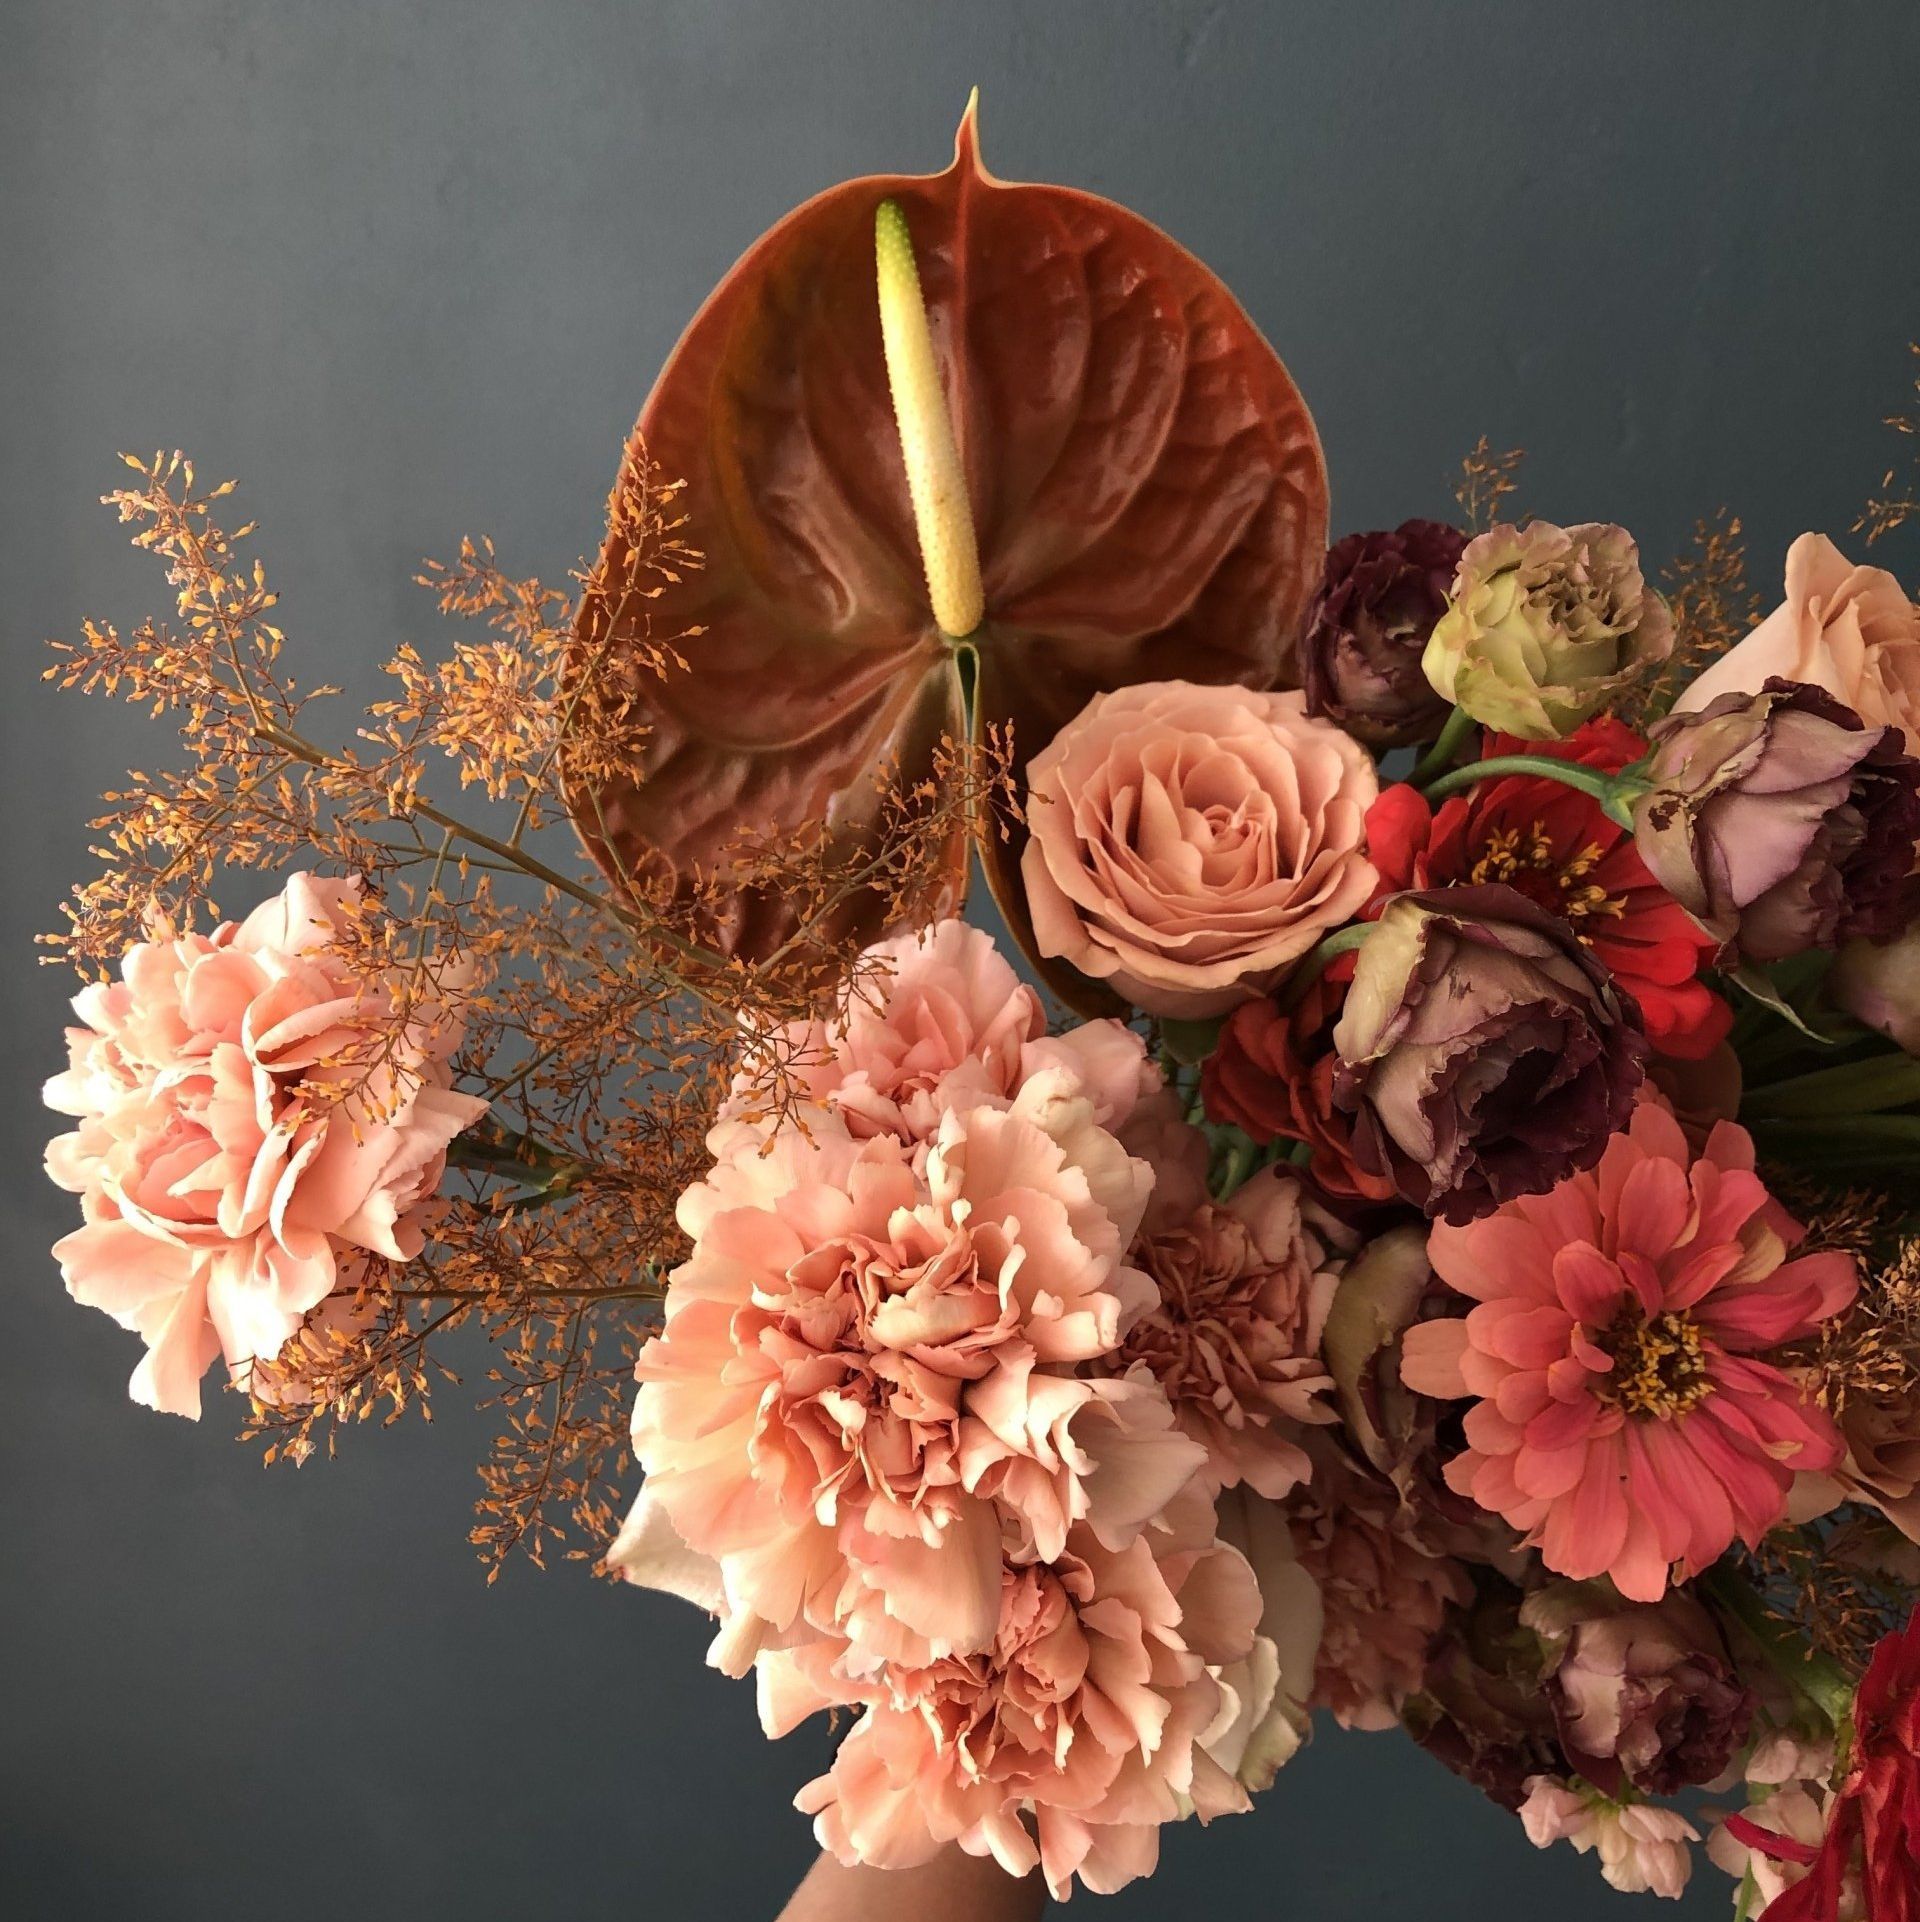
<box><xmin>1521</xmin><ymin>1583</ymin><xmax>1753</xmax><ymax>1797</ymax></box>
<box><xmin>1331</xmin><ymin>885</ymin><xmax>1648</xmax><ymax>1224</ymax></box>
<box><xmin>1302</xmin><ymin>519</ymin><xmax>1467</xmax><ymax>747</ymax></box>
<box><xmin>1402</xmin><ymin>1578</ymin><xmax>1566</xmax><ymax>1811</ymax></box>
<box><xmin>1201</xmin><ymin>956</ymin><xmax>1398</xmax><ymax>1207</ymax></box>
<box><xmin>1364</xmin><ymin>719</ymin><xmax>1731</xmax><ymax>1059</ymax></box>
<box><xmin>1728</xmin><ymin>1608</ymin><xmax>1920</xmax><ymax>1921</ymax></box>
<box><xmin>1634</xmin><ymin>678</ymin><xmax>1920</xmax><ymax>966</ymax></box>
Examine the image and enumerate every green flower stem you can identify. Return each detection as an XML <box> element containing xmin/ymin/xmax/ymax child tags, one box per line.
<box><xmin>449</xmin><ymin>1119</ymin><xmax>590</xmax><ymax>1198</ymax></box>
<box><xmin>1407</xmin><ymin>706</ymin><xmax>1478</xmax><ymax>786</ymax></box>
<box><xmin>1421</xmin><ymin>752</ymin><xmax>1651</xmax><ymax>829</ymax></box>
<box><xmin>1275</xmin><ymin>921</ymin><xmax>1374</xmax><ymax>1011</ymax></box>
<box><xmin>1702</xmin><ymin>1563</ymin><xmax>1858</xmax><ymax>1731</ymax></box>
<box><xmin>1215</xmin><ymin>1129</ymin><xmax>1258</xmax><ymax>1200</ymax></box>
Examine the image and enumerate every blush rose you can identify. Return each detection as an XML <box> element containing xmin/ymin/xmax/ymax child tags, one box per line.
<box><xmin>1021</xmin><ymin>681</ymin><xmax>1379</xmax><ymax>1018</ymax></box>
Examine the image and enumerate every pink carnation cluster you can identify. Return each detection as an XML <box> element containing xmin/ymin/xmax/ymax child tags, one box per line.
<box><xmin>44</xmin><ymin>874</ymin><xmax>486</xmax><ymax>1416</ymax></box>
<box><xmin>612</xmin><ymin>921</ymin><xmax>1320</xmax><ymax>1895</ymax></box>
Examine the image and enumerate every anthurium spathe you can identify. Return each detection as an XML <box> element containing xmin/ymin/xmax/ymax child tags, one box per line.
<box><xmin>566</xmin><ymin>97</ymin><xmax>1328</xmax><ymax>967</ymax></box>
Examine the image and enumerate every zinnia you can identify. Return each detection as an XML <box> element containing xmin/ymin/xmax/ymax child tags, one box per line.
<box><xmin>1363</xmin><ymin>719</ymin><xmax>1730</xmax><ymax>1058</ymax></box>
<box><xmin>1020</xmin><ymin>681</ymin><xmax>1379</xmax><ymax>1017</ymax></box>
<box><xmin>43</xmin><ymin>873</ymin><xmax>486</xmax><ymax>1417</ymax></box>
<box><xmin>1200</xmin><ymin>959</ymin><xmax>1399</xmax><ymax>1206</ymax></box>
<box><xmin>1401</xmin><ymin>1100</ymin><xmax>1856</xmax><ymax>1601</ymax></box>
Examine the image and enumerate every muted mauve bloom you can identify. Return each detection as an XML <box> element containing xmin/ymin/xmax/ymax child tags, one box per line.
<box><xmin>1020</xmin><ymin>681</ymin><xmax>1379</xmax><ymax>1018</ymax></box>
<box><xmin>1400</xmin><ymin>1101</ymin><xmax>1856</xmax><ymax>1602</ymax></box>
<box><xmin>1302</xmin><ymin>519</ymin><xmax>1466</xmax><ymax>746</ymax></box>
<box><xmin>1677</xmin><ymin>531</ymin><xmax>1920</xmax><ymax>755</ymax></box>
<box><xmin>1519</xmin><ymin>1778</ymin><xmax>1698</xmax><ymax>1899</ymax></box>
<box><xmin>1403</xmin><ymin>1579</ymin><xmax>1566</xmax><ymax>1809</ymax></box>
<box><xmin>1423</xmin><ymin>521</ymin><xmax>1674</xmax><ymax>740</ymax></box>
<box><xmin>1331</xmin><ymin>885</ymin><xmax>1648</xmax><ymax>1224</ymax></box>
<box><xmin>628</xmin><ymin>1083</ymin><xmax>1203</xmax><ymax>1676</ymax></box>
<box><xmin>762</xmin><ymin>1488</ymin><xmax>1278</xmax><ymax>1899</ymax></box>
<box><xmin>1634</xmin><ymin>679</ymin><xmax>1920</xmax><ymax>966</ymax></box>
<box><xmin>1522</xmin><ymin>1583</ymin><xmax>1752</xmax><ymax>1796</ymax></box>
<box><xmin>1830</xmin><ymin>925</ymin><xmax>1920</xmax><ymax>1056</ymax></box>
<box><xmin>43</xmin><ymin>873</ymin><xmax>486</xmax><ymax>1417</ymax></box>
<box><xmin>1115</xmin><ymin>1167</ymin><xmax>1342</xmax><ymax>1499</ymax></box>
<box><xmin>1292</xmin><ymin>1455</ymin><xmax>1469</xmax><ymax>1730</ymax></box>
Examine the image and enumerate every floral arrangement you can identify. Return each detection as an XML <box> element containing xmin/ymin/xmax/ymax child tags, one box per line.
<box><xmin>40</xmin><ymin>100</ymin><xmax>1920</xmax><ymax>1914</ymax></box>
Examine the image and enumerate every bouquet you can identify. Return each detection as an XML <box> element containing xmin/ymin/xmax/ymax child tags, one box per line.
<box><xmin>40</xmin><ymin>99</ymin><xmax>1920</xmax><ymax>1914</ymax></box>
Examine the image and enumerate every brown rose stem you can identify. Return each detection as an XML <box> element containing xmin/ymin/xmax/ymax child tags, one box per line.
<box><xmin>1407</xmin><ymin>705</ymin><xmax>1477</xmax><ymax>786</ymax></box>
<box><xmin>1421</xmin><ymin>752</ymin><xmax>1649</xmax><ymax>828</ymax></box>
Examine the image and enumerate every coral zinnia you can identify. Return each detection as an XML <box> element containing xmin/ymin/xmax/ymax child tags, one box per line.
<box><xmin>1364</xmin><ymin>718</ymin><xmax>1730</xmax><ymax>1058</ymax></box>
<box><xmin>1400</xmin><ymin>1100</ymin><xmax>1855</xmax><ymax>1601</ymax></box>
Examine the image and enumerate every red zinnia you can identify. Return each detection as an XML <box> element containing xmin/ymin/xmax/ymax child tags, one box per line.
<box><xmin>1365</xmin><ymin>719</ymin><xmax>1731</xmax><ymax>1059</ymax></box>
<box><xmin>1728</xmin><ymin>1610</ymin><xmax>1920</xmax><ymax>1921</ymax></box>
<box><xmin>1202</xmin><ymin>956</ymin><xmax>1397</xmax><ymax>1206</ymax></box>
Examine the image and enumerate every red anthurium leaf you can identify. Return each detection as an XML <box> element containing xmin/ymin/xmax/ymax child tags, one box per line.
<box><xmin>567</xmin><ymin>97</ymin><xmax>1328</xmax><ymax>983</ymax></box>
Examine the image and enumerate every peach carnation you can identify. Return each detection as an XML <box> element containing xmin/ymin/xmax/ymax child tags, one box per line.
<box><xmin>1116</xmin><ymin>1167</ymin><xmax>1342</xmax><ymax>1499</ymax></box>
<box><xmin>1401</xmin><ymin>1100</ymin><xmax>1856</xmax><ymax>1602</ymax></box>
<box><xmin>762</xmin><ymin>1493</ymin><xmax>1275</xmax><ymax>1899</ymax></box>
<box><xmin>728</xmin><ymin>917</ymin><xmax>1153</xmax><ymax>1144</ymax></box>
<box><xmin>628</xmin><ymin>1082</ymin><xmax>1205</xmax><ymax>1674</ymax></box>
<box><xmin>1020</xmin><ymin>681</ymin><xmax>1379</xmax><ymax>1017</ymax></box>
<box><xmin>43</xmin><ymin>874</ymin><xmax>486</xmax><ymax>1417</ymax></box>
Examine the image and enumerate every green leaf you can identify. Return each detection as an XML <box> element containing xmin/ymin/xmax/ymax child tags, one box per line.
<box><xmin>1159</xmin><ymin>1015</ymin><xmax>1225</xmax><ymax>1066</ymax></box>
<box><xmin>1743</xmin><ymin>1051</ymin><xmax>1920</xmax><ymax>1120</ymax></box>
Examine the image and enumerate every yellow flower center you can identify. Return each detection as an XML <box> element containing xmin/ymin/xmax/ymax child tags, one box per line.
<box><xmin>1596</xmin><ymin>1308</ymin><xmax>1715</xmax><ymax>1419</ymax></box>
<box><xmin>1467</xmin><ymin>819</ymin><xmax>1627</xmax><ymax>937</ymax></box>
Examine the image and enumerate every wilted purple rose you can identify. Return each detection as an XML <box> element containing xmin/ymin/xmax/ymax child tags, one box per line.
<box><xmin>1303</xmin><ymin>520</ymin><xmax>1467</xmax><ymax>746</ymax></box>
<box><xmin>1522</xmin><ymin>1583</ymin><xmax>1754</xmax><ymax>1797</ymax></box>
<box><xmin>1331</xmin><ymin>885</ymin><xmax>1648</xmax><ymax>1224</ymax></box>
<box><xmin>1634</xmin><ymin>678</ymin><xmax>1920</xmax><ymax>966</ymax></box>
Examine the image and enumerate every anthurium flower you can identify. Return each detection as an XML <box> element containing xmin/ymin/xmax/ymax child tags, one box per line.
<box><xmin>564</xmin><ymin>101</ymin><xmax>1328</xmax><ymax>971</ymax></box>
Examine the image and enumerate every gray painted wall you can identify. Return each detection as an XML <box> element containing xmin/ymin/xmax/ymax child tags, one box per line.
<box><xmin>6</xmin><ymin>4</ymin><xmax>1917</xmax><ymax>1916</ymax></box>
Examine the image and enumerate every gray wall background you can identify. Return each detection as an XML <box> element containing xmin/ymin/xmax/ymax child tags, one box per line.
<box><xmin>5</xmin><ymin>3</ymin><xmax>1918</xmax><ymax>1916</ymax></box>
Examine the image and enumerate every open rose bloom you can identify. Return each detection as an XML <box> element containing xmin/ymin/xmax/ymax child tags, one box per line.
<box><xmin>44</xmin><ymin>874</ymin><xmax>487</xmax><ymax>1416</ymax></box>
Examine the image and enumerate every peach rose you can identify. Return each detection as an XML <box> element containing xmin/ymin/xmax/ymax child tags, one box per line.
<box><xmin>43</xmin><ymin>874</ymin><xmax>486</xmax><ymax>1417</ymax></box>
<box><xmin>1020</xmin><ymin>682</ymin><xmax>1379</xmax><ymax>1017</ymax></box>
<box><xmin>1676</xmin><ymin>532</ymin><xmax>1920</xmax><ymax>754</ymax></box>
